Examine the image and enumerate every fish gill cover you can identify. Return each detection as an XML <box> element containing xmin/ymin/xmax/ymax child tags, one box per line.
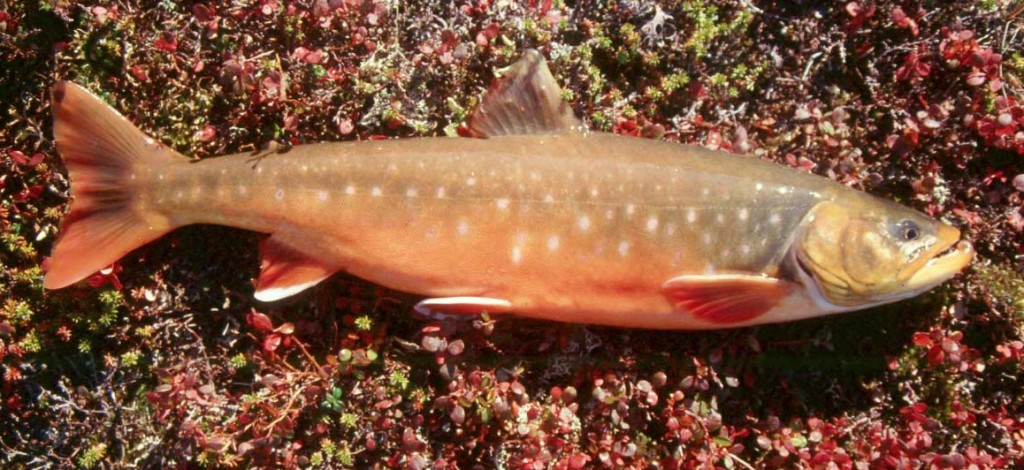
<box><xmin>0</xmin><ymin>1</ymin><xmax>1023</xmax><ymax>468</ymax></box>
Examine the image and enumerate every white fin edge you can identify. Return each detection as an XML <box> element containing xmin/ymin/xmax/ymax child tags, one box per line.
<box><xmin>414</xmin><ymin>296</ymin><xmax>513</xmax><ymax>316</ymax></box>
<box><xmin>254</xmin><ymin>278</ymin><xmax>327</xmax><ymax>302</ymax></box>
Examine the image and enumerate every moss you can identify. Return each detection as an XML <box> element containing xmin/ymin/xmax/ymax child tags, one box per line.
<box><xmin>681</xmin><ymin>0</ymin><xmax>754</xmax><ymax>57</ymax></box>
<box><xmin>77</xmin><ymin>443</ymin><xmax>107</xmax><ymax>469</ymax></box>
<box><xmin>19</xmin><ymin>330</ymin><xmax>42</xmax><ymax>353</ymax></box>
<box><xmin>4</xmin><ymin>299</ymin><xmax>34</xmax><ymax>325</ymax></box>
<box><xmin>388</xmin><ymin>370</ymin><xmax>410</xmax><ymax>390</ymax></box>
<box><xmin>228</xmin><ymin>353</ymin><xmax>248</xmax><ymax>369</ymax></box>
<box><xmin>976</xmin><ymin>263</ymin><xmax>1024</xmax><ymax>320</ymax></box>
<box><xmin>120</xmin><ymin>350</ymin><xmax>142</xmax><ymax>368</ymax></box>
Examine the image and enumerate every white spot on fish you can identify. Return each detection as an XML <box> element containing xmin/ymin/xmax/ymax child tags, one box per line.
<box><xmin>301</xmin><ymin>165</ymin><xmax>309</xmax><ymax>172</ymax></box>
<box><xmin>238</xmin><ymin>185</ymin><xmax>247</xmax><ymax>196</ymax></box>
<box><xmin>406</xmin><ymin>187</ymin><xmax>418</xmax><ymax>198</ymax></box>
<box><xmin>547</xmin><ymin>235</ymin><xmax>560</xmax><ymax>251</ymax></box>
<box><xmin>318</xmin><ymin>190</ymin><xmax>329</xmax><ymax>201</ymax></box>
<box><xmin>701</xmin><ymin>188</ymin><xmax>710</xmax><ymax>198</ymax></box>
<box><xmin>158</xmin><ymin>174</ymin><xmax>165</xmax><ymax>181</ymax></box>
<box><xmin>605</xmin><ymin>209</ymin><xmax>615</xmax><ymax>220</ymax></box>
<box><xmin>618</xmin><ymin>240</ymin><xmax>631</xmax><ymax>257</ymax></box>
<box><xmin>686</xmin><ymin>209</ymin><xmax>697</xmax><ymax>224</ymax></box>
<box><xmin>716</xmin><ymin>214</ymin><xmax>725</xmax><ymax>224</ymax></box>
<box><xmin>511</xmin><ymin>245</ymin><xmax>522</xmax><ymax>264</ymax></box>
<box><xmin>275</xmin><ymin>189</ymin><xmax>284</xmax><ymax>201</ymax></box>
<box><xmin>646</xmin><ymin>216</ymin><xmax>659</xmax><ymax>233</ymax></box>
<box><xmin>626</xmin><ymin>204</ymin><xmax>636</xmax><ymax>216</ymax></box>
<box><xmin>770</xmin><ymin>213</ymin><xmax>782</xmax><ymax>225</ymax></box>
<box><xmin>130</xmin><ymin>173</ymin><xmax>137</xmax><ymax>180</ymax></box>
<box><xmin>436</xmin><ymin>187</ymin><xmax>446</xmax><ymax>198</ymax></box>
<box><xmin>702</xmin><ymin>232</ymin><xmax>712</xmax><ymax>245</ymax></box>
<box><xmin>345</xmin><ymin>185</ymin><xmax>356</xmax><ymax>195</ymax></box>
<box><xmin>544</xmin><ymin>194</ymin><xmax>555</xmax><ymax>204</ymax></box>
<box><xmin>591</xmin><ymin>188</ymin><xmax>599</xmax><ymax>198</ymax></box>
<box><xmin>578</xmin><ymin>215</ymin><xmax>591</xmax><ymax>231</ymax></box>
<box><xmin>741</xmin><ymin>244</ymin><xmax>751</xmax><ymax>255</ymax></box>
<box><xmin>738</xmin><ymin>208</ymin><xmax>749</xmax><ymax>221</ymax></box>
<box><xmin>777</xmin><ymin>186</ymin><xmax>790</xmax><ymax>195</ymax></box>
<box><xmin>388</xmin><ymin>163</ymin><xmax>397</xmax><ymax>172</ymax></box>
<box><xmin>466</xmin><ymin>176</ymin><xmax>477</xmax><ymax>187</ymax></box>
<box><xmin>665</xmin><ymin>223</ymin><xmax>677</xmax><ymax>236</ymax></box>
<box><xmin>496</xmin><ymin>198</ymin><xmax>510</xmax><ymax>210</ymax></box>
<box><xmin>755</xmin><ymin>183</ymin><xmax>763</xmax><ymax>191</ymax></box>
<box><xmin>371</xmin><ymin>186</ymin><xmax>383</xmax><ymax>197</ymax></box>
<box><xmin>457</xmin><ymin>220</ymin><xmax>469</xmax><ymax>235</ymax></box>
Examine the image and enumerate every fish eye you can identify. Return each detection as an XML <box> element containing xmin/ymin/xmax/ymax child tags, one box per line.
<box><xmin>896</xmin><ymin>220</ymin><xmax>921</xmax><ymax>241</ymax></box>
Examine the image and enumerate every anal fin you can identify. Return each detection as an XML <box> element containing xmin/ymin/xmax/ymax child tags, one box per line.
<box><xmin>254</xmin><ymin>237</ymin><xmax>338</xmax><ymax>302</ymax></box>
<box><xmin>661</xmin><ymin>274</ymin><xmax>794</xmax><ymax>325</ymax></box>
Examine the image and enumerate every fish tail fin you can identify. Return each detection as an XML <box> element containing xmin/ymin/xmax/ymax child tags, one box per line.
<box><xmin>44</xmin><ymin>81</ymin><xmax>185</xmax><ymax>289</ymax></box>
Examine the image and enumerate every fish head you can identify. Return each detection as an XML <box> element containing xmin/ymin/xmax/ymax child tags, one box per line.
<box><xmin>793</xmin><ymin>199</ymin><xmax>973</xmax><ymax>309</ymax></box>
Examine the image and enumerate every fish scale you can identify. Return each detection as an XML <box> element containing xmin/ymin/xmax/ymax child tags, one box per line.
<box><xmin>43</xmin><ymin>50</ymin><xmax>973</xmax><ymax>329</ymax></box>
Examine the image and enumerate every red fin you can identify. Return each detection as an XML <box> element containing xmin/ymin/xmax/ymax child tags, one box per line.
<box><xmin>253</xmin><ymin>238</ymin><xmax>337</xmax><ymax>302</ymax></box>
<box><xmin>44</xmin><ymin>82</ymin><xmax>185</xmax><ymax>289</ymax></box>
<box><xmin>661</xmin><ymin>275</ymin><xmax>794</xmax><ymax>324</ymax></box>
<box><xmin>414</xmin><ymin>297</ymin><xmax>513</xmax><ymax>317</ymax></box>
<box><xmin>464</xmin><ymin>49</ymin><xmax>583</xmax><ymax>138</ymax></box>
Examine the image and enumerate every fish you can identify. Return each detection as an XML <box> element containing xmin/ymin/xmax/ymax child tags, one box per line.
<box><xmin>43</xmin><ymin>50</ymin><xmax>973</xmax><ymax>330</ymax></box>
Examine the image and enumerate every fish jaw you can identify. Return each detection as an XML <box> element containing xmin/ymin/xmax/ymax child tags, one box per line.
<box><xmin>901</xmin><ymin>239</ymin><xmax>974</xmax><ymax>293</ymax></box>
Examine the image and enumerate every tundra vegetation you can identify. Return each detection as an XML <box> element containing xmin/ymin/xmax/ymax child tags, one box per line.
<box><xmin>1</xmin><ymin>1</ymin><xmax>1023</xmax><ymax>468</ymax></box>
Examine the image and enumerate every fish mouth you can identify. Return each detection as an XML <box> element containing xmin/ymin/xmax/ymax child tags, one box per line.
<box><xmin>902</xmin><ymin>239</ymin><xmax>974</xmax><ymax>291</ymax></box>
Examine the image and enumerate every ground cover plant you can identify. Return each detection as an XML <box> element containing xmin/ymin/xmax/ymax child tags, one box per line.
<box><xmin>2</xmin><ymin>0</ymin><xmax>1024</xmax><ymax>467</ymax></box>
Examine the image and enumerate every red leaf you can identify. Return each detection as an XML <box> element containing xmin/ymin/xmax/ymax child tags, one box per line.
<box><xmin>196</xmin><ymin>125</ymin><xmax>217</xmax><ymax>142</ymax></box>
<box><xmin>704</xmin><ymin>129</ymin><xmax>722</xmax><ymax>151</ymax></box>
<box><xmin>248</xmin><ymin>310</ymin><xmax>275</xmax><ymax>332</ymax></box>
<box><xmin>264</xmin><ymin>334</ymin><xmax>282</xmax><ymax>352</ymax></box>
<box><xmin>154</xmin><ymin>32</ymin><xmax>178</xmax><ymax>52</ymax></box>
<box><xmin>276</xmin><ymin>322</ymin><xmax>295</xmax><ymax>335</ymax></box>
<box><xmin>9</xmin><ymin>150</ymin><xmax>27</xmax><ymax>165</ymax></box>
<box><xmin>338</xmin><ymin>118</ymin><xmax>354</xmax><ymax>135</ymax></box>
<box><xmin>293</xmin><ymin>46</ymin><xmax>324</xmax><ymax>65</ymax></box>
<box><xmin>966</xmin><ymin>71</ymin><xmax>986</xmax><ymax>86</ymax></box>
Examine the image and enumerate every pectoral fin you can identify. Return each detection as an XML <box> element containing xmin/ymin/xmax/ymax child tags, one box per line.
<box><xmin>414</xmin><ymin>297</ymin><xmax>513</xmax><ymax>317</ymax></box>
<box><xmin>661</xmin><ymin>274</ymin><xmax>794</xmax><ymax>324</ymax></box>
<box><xmin>254</xmin><ymin>237</ymin><xmax>338</xmax><ymax>302</ymax></box>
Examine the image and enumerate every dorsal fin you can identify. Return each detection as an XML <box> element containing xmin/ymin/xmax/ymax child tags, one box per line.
<box><xmin>464</xmin><ymin>49</ymin><xmax>583</xmax><ymax>138</ymax></box>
